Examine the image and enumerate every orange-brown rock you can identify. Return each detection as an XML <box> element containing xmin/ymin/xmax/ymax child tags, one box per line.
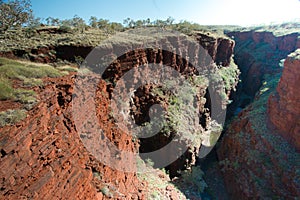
<box><xmin>195</xmin><ymin>32</ymin><xmax>234</xmax><ymax>66</ymax></box>
<box><xmin>0</xmin><ymin>30</ymin><xmax>238</xmax><ymax>199</ymax></box>
<box><xmin>0</xmin><ymin>75</ymin><xmax>145</xmax><ymax>199</ymax></box>
<box><xmin>268</xmin><ymin>49</ymin><xmax>300</xmax><ymax>150</ymax></box>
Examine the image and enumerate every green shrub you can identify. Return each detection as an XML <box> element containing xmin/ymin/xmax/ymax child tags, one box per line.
<box><xmin>150</xmin><ymin>190</ymin><xmax>161</xmax><ymax>199</ymax></box>
<box><xmin>92</xmin><ymin>171</ymin><xmax>102</xmax><ymax>181</ymax></box>
<box><xmin>22</xmin><ymin>77</ymin><xmax>43</xmax><ymax>87</ymax></box>
<box><xmin>0</xmin><ymin>77</ymin><xmax>14</xmax><ymax>100</ymax></box>
<box><xmin>0</xmin><ymin>57</ymin><xmax>69</xmax><ymax>112</ymax></box>
<box><xmin>24</xmin><ymin>27</ymin><xmax>37</xmax><ymax>38</ymax></box>
<box><xmin>179</xmin><ymin>166</ymin><xmax>208</xmax><ymax>193</ymax></box>
<box><xmin>58</xmin><ymin>25</ymin><xmax>73</xmax><ymax>33</ymax></box>
<box><xmin>14</xmin><ymin>89</ymin><xmax>36</xmax><ymax>103</ymax></box>
<box><xmin>100</xmin><ymin>186</ymin><xmax>112</xmax><ymax>198</ymax></box>
<box><xmin>57</xmin><ymin>65</ymin><xmax>78</xmax><ymax>72</ymax></box>
<box><xmin>145</xmin><ymin>158</ymin><xmax>155</xmax><ymax>167</ymax></box>
<box><xmin>218</xmin><ymin>61</ymin><xmax>239</xmax><ymax>91</ymax></box>
<box><xmin>0</xmin><ymin>109</ymin><xmax>27</xmax><ymax>127</ymax></box>
<box><xmin>0</xmin><ymin>58</ymin><xmax>63</xmax><ymax>79</ymax></box>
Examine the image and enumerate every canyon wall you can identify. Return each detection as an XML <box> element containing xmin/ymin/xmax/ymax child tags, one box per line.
<box><xmin>218</xmin><ymin>31</ymin><xmax>300</xmax><ymax>199</ymax></box>
<box><xmin>268</xmin><ymin>49</ymin><xmax>300</xmax><ymax>150</ymax></box>
<box><xmin>0</xmin><ymin>29</ymin><xmax>239</xmax><ymax>199</ymax></box>
<box><xmin>0</xmin><ymin>45</ymin><xmax>94</xmax><ymax>63</ymax></box>
<box><xmin>86</xmin><ymin>30</ymin><xmax>238</xmax><ymax>177</ymax></box>
<box><xmin>227</xmin><ymin>31</ymin><xmax>300</xmax><ymax>99</ymax></box>
<box><xmin>0</xmin><ymin>75</ymin><xmax>146</xmax><ymax>199</ymax></box>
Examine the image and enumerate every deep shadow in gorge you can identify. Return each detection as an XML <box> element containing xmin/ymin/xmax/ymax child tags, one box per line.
<box><xmin>98</xmin><ymin>35</ymin><xmax>236</xmax><ymax>198</ymax></box>
<box><xmin>1</xmin><ymin>23</ymin><xmax>300</xmax><ymax>199</ymax></box>
<box><xmin>102</xmin><ymin>48</ymin><xmax>213</xmax><ymax>178</ymax></box>
<box><xmin>224</xmin><ymin>31</ymin><xmax>300</xmax><ymax>119</ymax></box>
<box><xmin>199</xmin><ymin>30</ymin><xmax>300</xmax><ymax>199</ymax></box>
<box><xmin>98</xmin><ymin>40</ymin><xmax>237</xmax><ymax>199</ymax></box>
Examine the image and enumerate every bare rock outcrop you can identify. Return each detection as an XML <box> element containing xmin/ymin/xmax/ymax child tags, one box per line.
<box><xmin>268</xmin><ymin>49</ymin><xmax>300</xmax><ymax>150</ymax></box>
<box><xmin>0</xmin><ymin>75</ymin><xmax>145</xmax><ymax>199</ymax></box>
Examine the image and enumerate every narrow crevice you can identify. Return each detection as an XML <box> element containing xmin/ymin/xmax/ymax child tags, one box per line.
<box><xmin>0</xmin><ymin>149</ymin><xmax>7</xmax><ymax>158</ymax></box>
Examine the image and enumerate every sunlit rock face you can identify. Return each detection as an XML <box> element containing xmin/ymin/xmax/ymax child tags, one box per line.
<box><xmin>0</xmin><ymin>29</ymin><xmax>239</xmax><ymax>199</ymax></box>
<box><xmin>268</xmin><ymin>49</ymin><xmax>300</xmax><ymax>150</ymax></box>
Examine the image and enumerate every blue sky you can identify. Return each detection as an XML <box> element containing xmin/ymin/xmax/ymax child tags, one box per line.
<box><xmin>31</xmin><ymin>0</ymin><xmax>300</xmax><ymax>26</ymax></box>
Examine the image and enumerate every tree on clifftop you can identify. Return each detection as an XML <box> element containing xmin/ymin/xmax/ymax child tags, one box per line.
<box><xmin>0</xmin><ymin>0</ymin><xmax>32</xmax><ymax>32</ymax></box>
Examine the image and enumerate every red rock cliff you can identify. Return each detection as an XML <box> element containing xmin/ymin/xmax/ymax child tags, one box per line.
<box><xmin>268</xmin><ymin>49</ymin><xmax>300</xmax><ymax>150</ymax></box>
<box><xmin>218</xmin><ymin>49</ymin><xmax>300</xmax><ymax>199</ymax></box>
<box><xmin>227</xmin><ymin>31</ymin><xmax>300</xmax><ymax>98</ymax></box>
<box><xmin>0</xmin><ymin>75</ymin><xmax>145</xmax><ymax>199</ymax></box>
<box><xmin>0</xmin><ymin>29</ymin><xmax>238</xmax><ymax>199</ymax></box>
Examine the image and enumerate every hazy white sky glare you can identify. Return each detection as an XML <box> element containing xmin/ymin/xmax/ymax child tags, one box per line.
<box><xmin>218</xmin><ymin>0</ymin><xmax>300</xmax><ymax>25</ymax></box>
<box><xmin>31</xmin><ymin>0</ymin><xmax>300</xmax><ymax>26</ymax></box>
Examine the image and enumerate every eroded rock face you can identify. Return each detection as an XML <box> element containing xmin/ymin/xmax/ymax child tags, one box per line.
<box><xmin>195</xmin><ymin>33</ymin><xmax>234</xmax><ymax>66</ymax></box>
<box><xmin>97</xmin><ymin>32</ymin><xmax>236</xmax><ymax>177</ymax></box>
<box><xmin>0</xmin><ymin>31</ymin><xmax>235</xmax><ymax>67</ymax></box>
<box><xmin>0</xmin><ymin>30</ymin><xmax>238</xmax><ymax>199</ymax></box>
<box><xmin>218</xmin><ymin>106</ymin><xmax>300</xmax><ymax>199</ymax></box>
<box><xmin>227</xmin><ymin>31</ymin><xmax>300</xmax><ymax>98</ymax></box>
<box><xmin>218</xmin><ymin>47</ymin><xmax>300</xmax><ymax>199</ymax></box>
<box><xmin>268</xmin><ymin>49</ymin><xmax>300</xmax><ymax>150</ymax></box>
<box><xmin>0</xmin><ymin>45</ymin><xmax>94</xmax><ymax>63</ymax></box>
<box><xmin>0</xmin><ymin>75</ymin><xmax>145</xmax><ymax>199</ymax></box>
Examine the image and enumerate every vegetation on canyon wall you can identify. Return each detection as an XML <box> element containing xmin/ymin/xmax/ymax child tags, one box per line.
<box><xmin>218</xmin><ymin>30</ymin><xmax>300</xmax><ymax>198</ymax></box>
<box><xmin>1</xmin><ymin>0</ymin><xmax>300</xmax><ymax>199</ymax></box>
<box><xmin>0</xmin><ymin>11</ymin><xmax>237</xmax><ymax>199</ymax></box>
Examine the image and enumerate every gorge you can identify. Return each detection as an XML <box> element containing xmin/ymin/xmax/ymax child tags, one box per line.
<box><xmin>0</xmin><ymin>24</ymin><xmax>299</xmax><ymax>199</ymax></box>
